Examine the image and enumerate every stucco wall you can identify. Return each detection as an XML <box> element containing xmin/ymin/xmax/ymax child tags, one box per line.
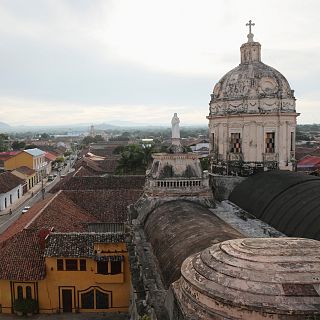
<box><xmin>0</xmin><ymin>185</ymin><xmax>23</xmax><ymax>211</ymax></box>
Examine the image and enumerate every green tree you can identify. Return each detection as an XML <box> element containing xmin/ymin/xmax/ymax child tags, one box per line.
<box><xmin>11</xmin><ymin>140</ymin><xmax>26</xmax><ymax>150</ymax></box>
<box><xmin>200</xmin><ymin>157</ymin><xmax>209</xmax><ymax>170</ymax></box>
<box><xmin>116</xmin><ymin>144</ymin><xmax>147</xmax><ymax>175</ymax></box>
<box><xmin>25</xmin><ymin>144</ymin><xmax>38</xmax><ymax>150</ymax></box>
<box><xmin>113</xmin><ymin>145</ymin><xmax>125</xmax><ymax>155</ymax></box>
<box><xmin>0</xmin><ymin>134</ymin><xmax>9</xmax><ymax>152</ymax></box>
<box><xmin>81</xmin><ymin>135</ymin><xmax>105</xmax><ymax>146</ymax></box>
<box><xmin>81</xmin><ymin>136</ymin><xmax>95</xmax><ymax>146</ymax></box>
<box><xmin>93</xmin><ymin>135</ymin><xmax>104</xmax><ymax>142</ymax></box>
<box><xmin>40</xmin><ymin>133</ymin><xmax>50</xmax><ymax>140</ymax></box>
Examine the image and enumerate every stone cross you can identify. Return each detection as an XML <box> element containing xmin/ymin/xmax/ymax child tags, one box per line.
<box><xmin>246</xmin><ymin>20</ymin><xmax>255</xmax><ymax>34</ymax></box>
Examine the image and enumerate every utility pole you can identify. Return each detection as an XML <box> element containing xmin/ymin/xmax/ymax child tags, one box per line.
<box><xmin>41</xmin><ymin>174</ymin><xmax>45</xmax><ymax>200</ymax></box>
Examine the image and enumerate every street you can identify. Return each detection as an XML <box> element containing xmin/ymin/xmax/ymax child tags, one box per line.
<box><xmin>0</xmin><ymin>158</ymin><xmax>76</xmax><ymax>234</ymax></box>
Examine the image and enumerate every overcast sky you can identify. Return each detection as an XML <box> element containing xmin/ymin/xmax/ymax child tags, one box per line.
<box><xmin>0</xmin><ymin>0</ymin><xmax>319</xmax><ymax>126</ymax></box>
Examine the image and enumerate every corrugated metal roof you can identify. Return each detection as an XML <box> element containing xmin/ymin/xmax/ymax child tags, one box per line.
<box><xmin>24</xmin><ymin>148</ymin><xmax>45</xmax><ymax>157</ymax></box>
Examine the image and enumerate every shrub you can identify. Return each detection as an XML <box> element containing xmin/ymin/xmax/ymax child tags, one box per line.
<box><xmin>13</xmin><ymin>299</ymin><xmax>26</xmax><ymax>313</ymax></box>
<box><xmin>25</xmin><ymin>299</ymin><xmax>39</xmax><ymax>314</ymax></box>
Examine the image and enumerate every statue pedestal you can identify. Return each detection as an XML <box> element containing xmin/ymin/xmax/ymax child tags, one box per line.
<box><xmin>169</xmin><ymin>138</ymin><xmax>183</xmax><ymax>153</ymax></box>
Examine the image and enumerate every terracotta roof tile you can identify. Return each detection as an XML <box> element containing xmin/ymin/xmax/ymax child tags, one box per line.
<box><xmin>45</xmin><ymin>152</ymin><xmax>57</xmax><ymax>161</ymax></box>
<box><xmin>0</xmin><ymin>229</ymin><xmax>45</xmax><ymax>281</ymax></box>
<box><xmin>14</xmin><ymin>166</ymin><xmax>36</xmax><ymax>176</ymax></box>
<box><xmin>297</xmin><ymin>155</ymin><xmax>320</xmax><ymax>168</ymax></box>
<box><xmin>0</xmin><ymin>196</ymin><xmax>53</xmax><ymax>243</ymax></box>
<box><xmin>29</xmin><ymin>192</ymin><xmax>99</xmax><ymax>232</ymax></box>
<box><xmin>51</xmin><ymin>175</ymin><xmax>145</xmax><ymax>193</ymax></box>
<box><xmin>63</xmin><ymin>189</ymin><xmax>143</xmax><ymax>222</ymax></box>
<box><xmin>44</xmin><ymin>232</ymin><xmax>126</xmax><ymax>257</ymax></box>
<box><xmin>0</xmin><ymin>171</ymin><xmax>24</xmax><ymax>193</ymax></box>
<box><xmin>73</xmin><ymin>166</ymin><xmax>100</xmax><ymax>177</ymax></box>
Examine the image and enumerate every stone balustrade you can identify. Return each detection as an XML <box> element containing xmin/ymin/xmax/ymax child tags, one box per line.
<box><xmin>152</xmin><ymin>179</ymin><xmax>203</xmax><ymax>189</ymax></box>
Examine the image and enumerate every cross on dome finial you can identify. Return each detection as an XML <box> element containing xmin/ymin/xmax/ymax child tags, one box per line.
<box><xmin>246</xmin><ymin>20</ymin><xmax>255</xmax><ymax>42</ymax></box>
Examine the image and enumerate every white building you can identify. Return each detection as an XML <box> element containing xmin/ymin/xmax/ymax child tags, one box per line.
<box><xmin>207</xmin><ymin>22</ymin><xmax>298</xmax><ymax>173</ymax></box>
<box><xmin>0</xmin><ymin>172</ymin><xmax>24</xmax><ymax>211</ymax></box>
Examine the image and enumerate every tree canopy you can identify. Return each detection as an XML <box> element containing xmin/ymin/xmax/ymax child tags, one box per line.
<box><xmin>116</xmin><ymin>144</ymin><xmax>154</xmax><ymax>175</ymax></box>
<box><xmin>0</xmin><ymin>134</ymin><xmax>9</xmax><ymax>152</ymax></box>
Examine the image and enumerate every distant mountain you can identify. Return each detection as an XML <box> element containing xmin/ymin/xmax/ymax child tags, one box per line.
<box><xmin>0</xmin><ymin>122</ymin><xmax>11</xmax><ymax>131</ymax></box>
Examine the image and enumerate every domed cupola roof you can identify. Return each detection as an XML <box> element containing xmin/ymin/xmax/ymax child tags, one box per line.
<box><xmin>209</xmin><ymin>22</ymin><xmax>296</xmax><ymax>116</ymax></box>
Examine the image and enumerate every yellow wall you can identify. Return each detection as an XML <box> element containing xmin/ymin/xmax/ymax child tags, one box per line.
<box><xmin>11</xmin><ymin>171</ymin><xmax>36</xmax><ymax>190</ymax></box>
<box><xmin>0</xmin><ymin>281</ymin><xmax>12</xmax><ymax>313</ymax></box>
<box><xmin>0</xmin><ymin>243</ymin><xmax>131</xmax><ymax>314</ymax></box>
<box><xmin>4</xmin><ymin>152</ymin><xmax>33</xmax><ymax>171</ymax></box>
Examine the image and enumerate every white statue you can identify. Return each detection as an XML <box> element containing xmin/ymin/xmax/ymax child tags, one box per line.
<box><xmin>171</xmin><ymin>113</ymin><xmax>180</xmax><ymax>139</ymax></box>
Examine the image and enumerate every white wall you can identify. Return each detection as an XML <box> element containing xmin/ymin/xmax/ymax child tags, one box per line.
<box><xmin>0</xmin><ymin>184</ymin><xmax>23</xmax><ymax>211</ymax></box>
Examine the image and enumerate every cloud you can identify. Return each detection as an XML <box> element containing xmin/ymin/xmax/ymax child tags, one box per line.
<box><xmin>0</xmin><ymin>0</ymin><xmax>319</xmax><ymax>125</ymax></box>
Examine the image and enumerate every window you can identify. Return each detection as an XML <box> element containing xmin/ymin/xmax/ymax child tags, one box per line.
<box><xmin>265</xmin><ymin>132</ymin><xmax>275</xmax><ymax>153</ymax></box>
<box><xmin>57</xmin><ymin>259</ymin><xmax>64</xmax><ymax>271</ymax></box>
<box><xmin>81</xmin><ymin>290</ymin><xmax>94</xmax><ymax>309</ymax></box>
<box><xmin>110</xmin><ymin>261</ymin><xmax>122</xmax><ymax>275</ymax></box>
<box><xmin>96</xmin><ymin>290</ymin><xmax>109</xmax><ymax>309</ymax></box>
<box><xmin>230</xmin><ymin>133</ymin><xmax>241</xmax><ymax>153</ymax></box>
<box><xmin>80</xmin><ymin>259</ymin><xmax>86</xmax><ymax>271</ymax></box>
<box><xmin>4</xmin><ymin>198</ymin><xmax>7</xmax><ymax>208</ymax></box>
<box><xmin>65</xmin><ymin>259</ymin><xmax>78</xmax><ymax>271</ymax></box>
<box><xmin>17</xmin><ymin>286</ymin><xmax>23</xmax><ymax>300</ymax></box>
<box><xmin>97</xmin><ymin>261</ymin><xmax>108</xmax><ymax>275</ymax></box>
<box><xmin>80</xmin><ymin>288</ymin><xmax>110</xmax><ymax>310</ymax></box>
<box><xmin>291</xmin><ymin>132</ymin><xmax>294</xmax><ymax>152</ymax></box>
<box><xmin>17</xmin><ymin>189</ymin><xmax>20</xmax><ymax>199</ymax></box>
<box><xmin>212</xmin><ymin>133</ymin><xmax>215</xmax><ymax>150</ymax></box>
<box><xmin>26</xmin><ymin>286</ymin><xmax>32</xmax><ymax>299</ymax></box>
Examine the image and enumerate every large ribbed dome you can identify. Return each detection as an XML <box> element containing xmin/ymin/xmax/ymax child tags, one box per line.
<box><xmin>209</xmin><ymin>35</ymin><xmax>296</xmax><ymax>115</ymax></box>
<box><xmin>173</xmin><ymin>238</ymin><xmax>320</xmax><ymax>319</ymax></box>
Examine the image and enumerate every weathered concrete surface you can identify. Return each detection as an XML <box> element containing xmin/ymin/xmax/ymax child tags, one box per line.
<box><xmin>212</xmin><ymin>200</ymin><xmax>285</xmax><ymax>238</ymax></box>
<box><xmin>133</xmin><ymin>193</ymin><xmax>214</xmax><ymax>225</ymax></box>
<box><xmin>171</xmin><ymin>238</ymin><xmax>320</xmax><ymax>320</ymax></box>
<box><xmin>210</xmin><ymin>174</ymin><xmax>246</xmax><ymax>201</ymax></box>
<box><xmin>144</xmin><ymin>200</ymin><xmax>242</xmax><ymax>288</ymax></box>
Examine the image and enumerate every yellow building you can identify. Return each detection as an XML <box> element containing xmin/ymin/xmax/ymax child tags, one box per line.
<box><xmin>11</xmin><ymin>166</ymin><xmax>36</xmax><ymax>192</ymax></box>
<box><xmin>0</xmin><ymin>230</ymin><xmax>130</xmax><ymax>314</ymax></box>
<box><xmin>4</xmin><ymin>148</ymin><xmax>47</xmax><ymax>183</ymax></box>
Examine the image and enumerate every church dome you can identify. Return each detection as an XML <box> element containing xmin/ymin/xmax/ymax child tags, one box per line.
<box><xmin>173</xmin><ymin>237</ymin><xmax>320</xmax><ymax>319</ymax></box>
<box><xmin>209</xmin><ymin>30</ymin><xmax>296</xmax><ymax>115</ymax></box>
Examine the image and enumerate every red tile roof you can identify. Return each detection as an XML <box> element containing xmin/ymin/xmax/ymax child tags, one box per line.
<box><xmin>73</xmin><ymin>166</ymin><xmax>100</xmax><ymax>177</ymax></box>
<box><xmin>50</xmin><ymin>175</ymin><xmax>145</xmax><ymax>193</ymax></box>
<box><xmin>0</xmin><ymin>151</ymin><xmax>21</xmax><ymax>158</ymax></box>
<box><xmin>63</xmin><ymin>189</ymin><xmax>143</xmax><ymax>222</ymax></box>
<box><xmin>14</xmin><ymin>166</ymin><xmax>36</xmax><ymax>176</ymax></box>
<box><xmin>295</xmin><ymin>146</ymin><xmax>320</xmax><ymax>160</ymax></box>
<box><xmin>0</xmin><ymin>191</ymin><xmax>99</xmax><ymax>281</ymax></box>
<box><xmin>0</xmin><ymin>172</ymin><xmax>144</xmax><ymax>281</ymax></box>
<box><xmin>0</xmin><ymin>171</ymin><xmax>24</xmax><ymax>193</ymax></box>
<box><xmin>297</xmin><ymin>155</ymin><xmax>320</xmax><ymax>169</ymax></box>
<box><xmin>27</xmin><ymin>192</ymin><xmax>99</xmax><ymax>232</ymax></box>
<box><xmin>0</xmin><ymin>197</ymin><xmax>53</xmax><ymax>243</ymax></box>
<box><xmin>45</xmin><ymin>151</ymin><xmax>57</xmax><ymax>161</ymax></box>
<box><xmin>0</xmin><ymin>229</ymin><xmax>46</xmax><ymax>281</ymax></box>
